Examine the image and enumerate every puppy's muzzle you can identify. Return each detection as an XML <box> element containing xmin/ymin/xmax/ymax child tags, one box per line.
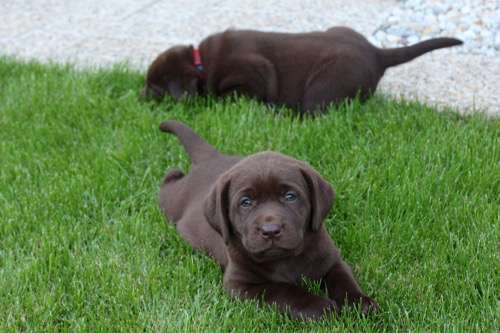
<box><xmin>140</xmin><ymin>84</ymin><xmax>164</xmax><ymax>101</ymax></box>
<box><xmin>259</xmin><ymin>223</ymin><xmax>283</xmax><ymax>239</ymax></box>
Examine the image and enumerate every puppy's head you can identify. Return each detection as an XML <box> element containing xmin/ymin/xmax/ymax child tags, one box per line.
<box><xmin>142</xmin><ymin>45</ymin><xmax>202</xmax><ymax>101</ymax></box>
<box><xmin>204</xmin><ymin>152</ymin><xmax>334</xmax><ymax>262</ymax></box>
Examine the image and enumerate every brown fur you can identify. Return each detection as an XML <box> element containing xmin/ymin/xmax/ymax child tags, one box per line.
<box><xmin>158</xmin><ymin>120</ymin><xmax>379</xmax><ymax>320</ymax></box>
<box><xmin>143</xmin><ymin>27</ymin><xmax>462</xmax><ymax>114</ymax></box>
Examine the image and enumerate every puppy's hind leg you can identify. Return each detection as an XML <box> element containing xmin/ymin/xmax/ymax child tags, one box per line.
<box><xmin>159</xmin><ymin>168</ymin><xmax>186</xmax><ymax>223</ymax></box>
<box><xmin>302</xmin><ymin>57</ymin><xmax>379</xmax><ymax>115</ymax></box>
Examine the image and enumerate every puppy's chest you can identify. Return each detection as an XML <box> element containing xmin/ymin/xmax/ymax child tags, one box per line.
<box><xmin>268</xmin><ymin>257</ymin><xmax>326</xmax><ymax>284</ymax></box>
<box><xmin>268</xmin><ymin>264</ymin><xmax>302</xmax><ymax>284</ymax></box>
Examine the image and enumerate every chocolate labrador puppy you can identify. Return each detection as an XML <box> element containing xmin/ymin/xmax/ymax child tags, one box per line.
<box><xmin>158</xmin><ymin>120</ymin><xmax>378</xmax><ymax>320</ymax></box>
<box><xmin>143</xmin><ymin>27</ymin><xmax>462</xmax><ymax>114</ymax></box>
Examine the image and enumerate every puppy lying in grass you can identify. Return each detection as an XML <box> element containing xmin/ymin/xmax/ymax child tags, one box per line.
<box><xmin>158</xmin><ymin>120</ymin><xmax>378</xmax><ymax>319</ymax></box>
<box><xmin>143</xmin><ymin>27</ymin><xmax>462</xmax><ymax>114</ymax></box>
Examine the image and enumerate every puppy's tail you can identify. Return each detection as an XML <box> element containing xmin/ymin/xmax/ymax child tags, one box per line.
<box><xmin>378</xmin><ymin>37</ymin><xmax>463</xmax><ymax>69</ymax></box>
<box><xmin>159</xmin><ymin>120</ymin><xmax>219</xmax><ymax>164</ymax></box>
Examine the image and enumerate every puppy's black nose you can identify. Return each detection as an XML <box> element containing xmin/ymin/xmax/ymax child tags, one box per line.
<box><xmin>260</xmin><ymin>224</ymin><xmax>282</xmax><ymax>238</ymax></box>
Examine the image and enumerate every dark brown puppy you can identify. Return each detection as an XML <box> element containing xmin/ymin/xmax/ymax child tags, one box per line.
<box><xmin>158</xmin><ymin>120</ymin><xmax>378</xmax><ymax>320</ymax></box>
<box><xmin>143</xmin><ymin>27</ymin><xmax>462</xmax><ymax>114</ymax></box>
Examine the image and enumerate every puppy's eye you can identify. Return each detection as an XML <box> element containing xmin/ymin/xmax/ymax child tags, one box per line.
<box><xmin>239</xmin><ymin>196</ymin><xmax>253</xmax><ymax>208</ymax></box>
<box><xmin>284</xmin><ymin>191</ymin><xmax>298</xmax><ymax>202</ymax></box>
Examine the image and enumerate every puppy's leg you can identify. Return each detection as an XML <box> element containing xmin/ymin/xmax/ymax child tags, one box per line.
<box><xmin>225</xmin><ymin>280</ymin><xmax>338</xmax><ymax>320</ymax></box>
<box><xmin>302</xmin><ymin>57</ymin><xmax>379</xmax><ymax>114</ymax></box>
<box><xmin>216</xmin><ymin>55</ymin><xmax>278</xmax><ymax>102</ymax></box>
<box><xmin>159</xmin><ymin>168</ymin><xmax>186</xmax><ymax>222</ymax></box>
<box><xmin>324</xmin><ymin>260</ymin><xmax>379</xmax><ymax>314</ymax></box>
<box><xmin>176</xmin><ymin>215</ymin><xmax>228</xmax><ymax>269</ymax></box>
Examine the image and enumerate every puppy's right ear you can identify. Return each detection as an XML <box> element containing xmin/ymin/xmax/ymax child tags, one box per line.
<box><xmin>204</xmin><ymin>174</ymin><xmax>231</xmax><ymax>244</ymax></box>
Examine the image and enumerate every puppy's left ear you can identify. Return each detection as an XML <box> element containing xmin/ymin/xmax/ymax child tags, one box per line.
<box><xmin>168</xmin><ymin>75</ymin><xmax>201</xmax><ymax>100</ymax></box>
<box><xmin>300</xmin><ymin>166</ymin><xmax>335</xmax><ymax>231</ymax></box>
<box><xmin>168</xmin><ymin>45</ymin><xmax>203</xmax><ymax>99</ymax></box>
<box><xmin>204</xmin><ymin>174</ymin><xmax>232</xmax><ymax>244</ymax></box>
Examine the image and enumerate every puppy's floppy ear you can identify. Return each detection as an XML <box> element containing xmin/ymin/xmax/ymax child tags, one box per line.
<box><xmin>168</xmin><ymin>81</ymin><xmax>186</xmax><ymax>100</ymax></box>
<box><xmin>204</xmin><ymin>174</ymin><xmax>232</xmax><ymax>243</ymax></box>
<box><xmin>168</xmin><ymin>78</ymin><xmax>200</xmax><ymax>100</ymax></box>
<box><xmin>164</xmin><ymin>45</ymin><xmax>203</xmax><ymax>100</ymax></box>
<box><xmin>300</xmin><ymin>166</ymin><xmax>335</xmax><ymax>231</ymax></box>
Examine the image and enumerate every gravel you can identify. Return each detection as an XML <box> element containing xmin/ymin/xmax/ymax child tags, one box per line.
<box><xmin>0</xmin><ymin>0</ymin><xmax>498</xmax><ymax>115</ymax></box>
<box><xmin>372</xmin><ymin>0</ymin><xmax>500</xmax><ymax>56</ymax></box>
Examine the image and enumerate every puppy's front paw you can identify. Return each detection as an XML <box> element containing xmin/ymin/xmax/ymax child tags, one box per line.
<box><xmin>294</xmin><ymin>298</ymin><xmax>339</xmax><ymax>320</ymax></box>
<box><xmin>358</xmin><ymin>295</ymin><xmax>379</xmax><ymax>315</ymax></box>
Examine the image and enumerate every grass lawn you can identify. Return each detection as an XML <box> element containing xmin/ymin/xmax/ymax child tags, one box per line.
<box><xmin>0</xmin><ymin>56</ymin><xmax>498</xmax><ymax>332</ymax></box>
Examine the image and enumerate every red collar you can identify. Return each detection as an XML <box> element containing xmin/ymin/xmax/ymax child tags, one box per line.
<box><xmin>192</xmin><ymin>48</ymin><xmax>204</xmax><ymax>72</ymax></box>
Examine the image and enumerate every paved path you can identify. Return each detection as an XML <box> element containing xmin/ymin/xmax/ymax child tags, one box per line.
<box><xmin>1</xmin><ymin>0</ymin><xmax>498</xmax><ymax>115</ymax></box>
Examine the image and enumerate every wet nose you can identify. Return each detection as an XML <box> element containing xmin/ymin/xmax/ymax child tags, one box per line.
<box><xmin>260</xmin><ymin>223</ymin><xmax>282</xmax><ymax>238</ymax></box>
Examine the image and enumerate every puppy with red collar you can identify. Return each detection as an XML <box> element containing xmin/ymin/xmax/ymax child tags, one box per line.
<box><xmin>143</xmin><ymin>27</ymin><xmax>462</xmax><ymax>114</ymax></box>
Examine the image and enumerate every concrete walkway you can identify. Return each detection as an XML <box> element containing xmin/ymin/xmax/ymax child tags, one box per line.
<box><xmin>1</xmin><ymin>0</ymin><xmax>498</xmax><ymax>115</ymax></box>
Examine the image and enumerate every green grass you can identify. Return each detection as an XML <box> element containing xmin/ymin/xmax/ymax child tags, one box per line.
<box><xmin>0</xmin><ymin>56</ymin><xmax>498</xmax><ymax>332</ymax></box>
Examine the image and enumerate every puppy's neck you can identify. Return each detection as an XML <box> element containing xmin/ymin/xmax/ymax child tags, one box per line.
<box><xmin>192</xmin><ymin>48</ymin><xmax>204</xmax><ymax>73</ymax></box>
